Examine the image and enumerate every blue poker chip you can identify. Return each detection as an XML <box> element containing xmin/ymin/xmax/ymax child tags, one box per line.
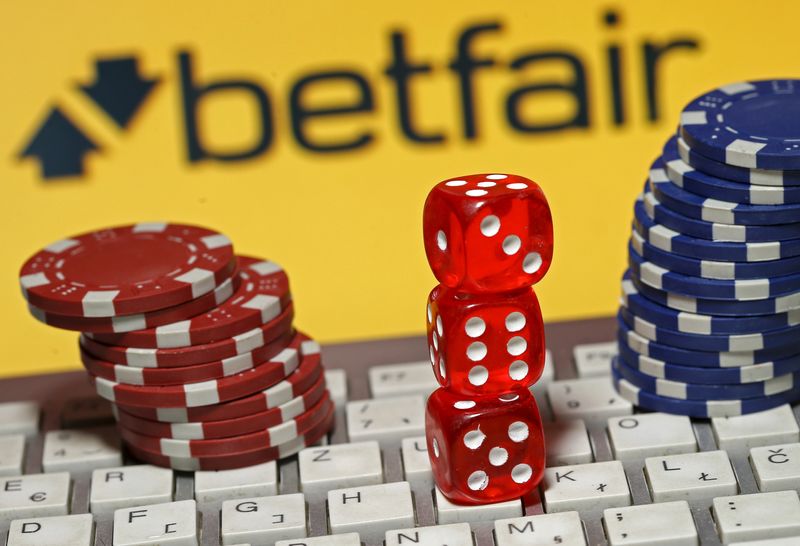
<box><xmin>650</xmin><ymin>161</ymin><xmax>800</xmax><ymax>225</ymax></box>
<box><xmin>630</xmin><ymin>234</ymin><xmax>800</xmax><ymax>280</ymax></box>
<box><xmin>632</xmin><ymin>198</ymin><xmax>800</xmax><ymax>262</ymax></box>
<box><xmin>663</xmin><ymin>136</ymin><xmax>800</xmax><ymax>204</ymax></box>
<box><xmin>641</xmin><ymin>188</ymin><xmax>800</xmax><ymax>242</ymax></box>
<box><xmin>612</xmin><ymin>360</ymin><xmax>800</xmax><ymax>417</ymax></box>
<box><xmin>617</xmin><ymin>340</ymin><xmax>800</xmax><ymax>385</ymax></box>
<box><xmin>615</xmin><ymin>353</ymin><xmax>799</xmax><ymax>400</ymax></box>
<box><xmin>629</xmin><ymin>245</ymin><xmax>800</xmax><ymax>300</ymax></box>
<box><xmin>620</xmin><ymin>273</ymin><xmax>800</xmax><ymax>334</ymax></box>
<box><xmin>617</xmin><ymin>317</ymin><xmax>800</xmax><ymax>367</ymax></box>
<box><xmin>679</xmin><ymin>80</ymin><xmax>800</xmax><ymax>170</ymax></box>
<box><xmin>627</xmin><ymin>269</ymin><xmax>800</xmax><ymax>317</ymax></box>
<box><xmin>618</xmin><ymin>307</ymin><xmax>800</xmax><ymax>353</ymax></box>
<box><xmin>677</xmin><ymin>136</ymin><xmax>800</xmax><ymax>187</ymax></box>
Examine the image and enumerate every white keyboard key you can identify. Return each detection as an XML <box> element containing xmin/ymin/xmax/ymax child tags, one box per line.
<box><xmin>603</xmin><ymin>500</ymin><xmax>698</xmax><ymax>546</ymax></box>
<box><xmin>346</xmin><ymin>396</ymin><xmax>425</xmax><ymax>448</ymax></box>
<box><xmin>712</xmin><ymin>490</ymin><xmax>800</xmax><ymax>543</ymax></box>
<box><xmin>276</xmin><ymin>533</ymin><xmax>361</xmax><ymax>546</ymax></box>
<box><xmin>369</xmin><ymin>361</ymin><xmax>438</xmax><ymax>398</ymax></box>
<box><xmin>542</xmin><ymin>461</ymin><xmax>631</xmax><ymax>513</ymax></box>
<box><xmin>573</xmin><ymin>341</ymin><xmax>616</xmax><ymax>378</ymax></box>
<box><xmin>547</xmin><ymin>378</ymin><xmax>632</xmax><ymax>425</ymax></box>
<box><xmin>531</xmin><ymin>351</ymin><xmax>554</xmax><ymax>421</ymax></box>
<box><xmin>729</xmin><ymin>538</ymin><xmax>800</xmax><ymax>546</ymax></box>
<box><xmin>299</xmin><ymin>441</ymin><xmax>383</xmax><ymax>503</ymax></box>
<box><xmin>543</xmin><ymin>420</ymin><xmax>593</xmax><ymax>466</ymax></box>
<box><xmin>386</xmin><ymin>522</ymin><xmax>473</xmax><ymax>546</ymax></box>
<box><xmin>221</xmin><ymin>493</ymin><xmax>306</xmax><ymax>545</ymax></box>
<box><xmin>42</xmin><ymin>427</ymin><xmax>121</xmax><ymax>473</ymax></box>
<box><xmin>401</xmin><ymin>436</ymin><xmax>433</xmax><ymax>490</ymax></box>
<box><xmin>90</xmin><ymin>464</ymin><xmax>173</xmax><ymax>514</ymax></box>
<box><xmin>712</xmin><ymin>405</ymin><xmax>799</xmax><ymax>452</ymax></box>
<box><xmin>113</xmin><ymin>499</ymin><xmax>197</xmax><ymax>546</ymax></box>
<box><xmin>434</xmin><ymin>486</ymin><xmax>522</xmax><ymax>524</ymax></box>
<box><xmin>0</xmin><ymin>473</ymin><xmax>70</xmax><ymax>524</ymax></box>
<box><xmin>7</xmin><ymin>513</ymin><xmax>93</xmax><ymax>546</ymax></box>
<box><xmin>0</xmin><ymin>402</ymin><xmax>38</xmax><ymax>436</ymax></box>
<box><xmin>750</xmin><ymin>442</ymin><xmax>800</xmax><ymax>492</ymax></box>
<box><xmin>327</xmin><ymin>481</ymin><xmax>414</xmax><ymax>544</ymax></box>
<box><xmin>607</xmin><ymin>413</ymin><xmax>697</xmax><ymax>461</ymax></box>
<box><xmin>61</xmin><ymin>397</ymin><xmax>113</xmax><ymax>427</ymax></box>
<box><xmin>195</xmin><ymin>461</ymin><xmax>277</xmax><ymax>503</ymax></box>
<box><xmin>530</xmin><ymin>350</ymin><xmax>554</xmax><ymax>398</ymax></box>
<box><xmin>324</xmin><ymin>369</ymin><xmax>348</xmax><ymax>408</ymax></box>
<box><xmin>494</xmin><ymin>511</ymin><xmax>587</xmax><ymax>546</ymax></box>
<box><xmin>0</xmin><ymin>434</ymin><xmax>25</xmax><ymax>476</ymax></box>
<box><xmin>644</xmin><ymin>450</ymin><xmax>737</xmax><ymax>503</ymax></box>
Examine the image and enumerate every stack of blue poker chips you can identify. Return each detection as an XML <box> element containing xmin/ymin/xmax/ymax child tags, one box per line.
<box><xmin>617</xmin><ymin>79</ymin><xmax>800</xmax><ymax>418</ymax></box>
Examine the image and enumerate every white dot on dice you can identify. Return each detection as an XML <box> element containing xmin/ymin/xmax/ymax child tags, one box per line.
<box><xmin>502</xmin><ymin>235</ymin><xmax>521</xmax><ymax>255</ymax></box>
<box><xmin>464</xmin><ymin>316</ymin><xmax>486</xmax><ymax>337</ymax></box>
<box><xmin>508</xmin><ymin>421</ymin><xmax>529</xmax><ymax>442</ymax></box>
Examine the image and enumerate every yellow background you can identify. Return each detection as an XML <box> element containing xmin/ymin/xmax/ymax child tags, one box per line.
<box><xmin>1</xmin><ymin>0</ymin><xmax>798</xmax><ymax>376</ymax></box>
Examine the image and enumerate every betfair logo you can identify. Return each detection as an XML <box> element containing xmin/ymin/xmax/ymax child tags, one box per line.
<box><xmin>18</xmin><ymin>14</ymin><xmax>701</xmax><ymax>179</ymax></box>
<box><xmin>20</xmin><ymin>57</ymin><xmax>160</xmax><ymax>178</ymax></box>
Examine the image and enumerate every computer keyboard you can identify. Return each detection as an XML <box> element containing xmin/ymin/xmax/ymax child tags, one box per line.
<box><xmin>1</xmin><ymin>316</ymin><xmax>799</xmax><ymax>545</ymax></box>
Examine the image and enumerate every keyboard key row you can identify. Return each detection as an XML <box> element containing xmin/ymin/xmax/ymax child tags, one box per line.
<box><xmin>5</xmin><ymin>480</ymin><xmax>800</xmax><ymax>545</ymax></box>
<box><xmin>19</xmin><ymin>400</ymin><xmax>799</xmax><ymax>482</ymax></box>
<box><xmin>365</xmin><ymin>341</ymin><xmax>619</xmax><ymax>402</ymax></box>
<box><xmin>3</xmin><ymin>436</ymin><xmax>798</xmax><ymax>523</ymax></box>
<box><xmin>6</xmin><ymin>419</ymin><xmax>797</xmax><ymax>517</ymax></box>
<box><xmin>366</xmin><ymin>351</ymin><xmax>559</xmax><ymax>401</ymax></box>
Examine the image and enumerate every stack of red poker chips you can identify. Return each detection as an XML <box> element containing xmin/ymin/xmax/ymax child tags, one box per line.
<box><xmin>19</xmin><ymin>222</ymin><xmax>334</xmax><ymax>470</ymax></box>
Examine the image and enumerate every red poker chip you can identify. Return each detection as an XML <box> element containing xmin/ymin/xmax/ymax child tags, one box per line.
<box><xmin>125</xmin><ymin>405</ymin><xmax>334</xmax><ymax>471</ymax></box>
<box><xmin>28</xmin><ymin>275</ymin><xmax>239</xmax><ymax>334</ymax></box>
<box><xmin>90</xmin><ymin>334</ymin><xmax>316</xmax><ymax>408</ymax></box>
<box><xmin>113</xmin><ymin>372</ymin><xmax>328</xmax><ymax>439</ymax></box>
<box><xmin>20</xmin><ymin>223</ymin><xmax>235</xmax><ymax>318</ymax></box>
<box><xmin>86</xmin><ymin>255</ymin><xmax>291</xmax><ymax>349</ymax></box>
<box><xmin>80</xmin><ymin>304</ymin><xmax>294</xmax><ymax>368</ymax></box>
<box><xmin>119</xmin><ymin>392</ymin><xmax>332</xmax><ymax>457</ymax></box>
<box><xmin>115</xmin><ymin>348</ymin><xmax>323</xmax><ymax>423</ymax></box>
<box><xmin>80</xmin><ymin>329</ymin><xmax>295</xmax><ymax>386</ymax></box>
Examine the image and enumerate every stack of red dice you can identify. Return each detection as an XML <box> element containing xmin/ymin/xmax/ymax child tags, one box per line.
<box><xmin>422</xmin><ymin>173</ymin><xmax>554</xmax><ymax>505</ymax></box>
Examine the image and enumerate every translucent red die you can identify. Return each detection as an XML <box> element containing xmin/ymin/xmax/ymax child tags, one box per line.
<box><xmin>427</xmin><ymin>285</ymin><xmax>545</xmax><ymax>395</ymax></box>
<box><xmin>425</xmin><ymin>387</ymin><xmax>545</xmax><ymax>504</ymax></box>
<box><xmin>423</xmin><ymin>173</ymin><xmax>553</xmax><ymax>293</ymax></box>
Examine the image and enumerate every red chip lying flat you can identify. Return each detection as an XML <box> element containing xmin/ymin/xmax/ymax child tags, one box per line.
<box><xmin>80</xmin><ymin>304</ymin><xmax>294</xmax><ymax>368</ymax></box>
<box><xmin>112</xmin><ymin>339</ymin><xmax>322</xmax><ymax>421</ymax></box>
<box><xmin>88</xmin><ymin>255</ymin><xmax>291</xmax><ymax>348</ymax></box>
<box><xmin>125</xmin><ymin>405</ymin><xmax>335</xmax><ymax>471</ymax></box>
<box><xmin>90</xmin><ymin>334</ymin><xmax>316</xmax><ymax>408</ymax></box>
<box><xmin>113</xmin><ymin>372</ymin><xmax>328</xmax><ymax>439</ymax></box>
<box><xmin>27</xmin><ymin>275</ymin><xmax>239</xmax><ymax>334</ymax></box>
<box><xmin>80</xmin><ymin>329</ymin><xmax>295</xmax><ymax>386</ymax></box>
<box><xmin>19</xmin><ymin>223</ymin><xmax>235</xmax><ymax>318</ymax></box>
<box><xmin>119</xmin><ymin>392</ymin><xmax>332</xmax><ymax>457</ymax></box>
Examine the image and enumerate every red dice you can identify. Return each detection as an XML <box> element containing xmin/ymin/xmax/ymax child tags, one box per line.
<box><xmin>422</xmin><ymin>172</ymin><xmax>552</xmax><ymax>506</ymax></box>
<box><xmin>423</xmin><ymin>173</ymin><xmax>553</xmax><ymax>294</ymax></box>
<box><xmin>425</xmin><ymin>387</ymin><xmax>545</xmax><ymax>504</ymax></box>
<box><xmin>427</xmin><ymin>285</ymin><xmax>545</xmax><ymax>396</ymax></box>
